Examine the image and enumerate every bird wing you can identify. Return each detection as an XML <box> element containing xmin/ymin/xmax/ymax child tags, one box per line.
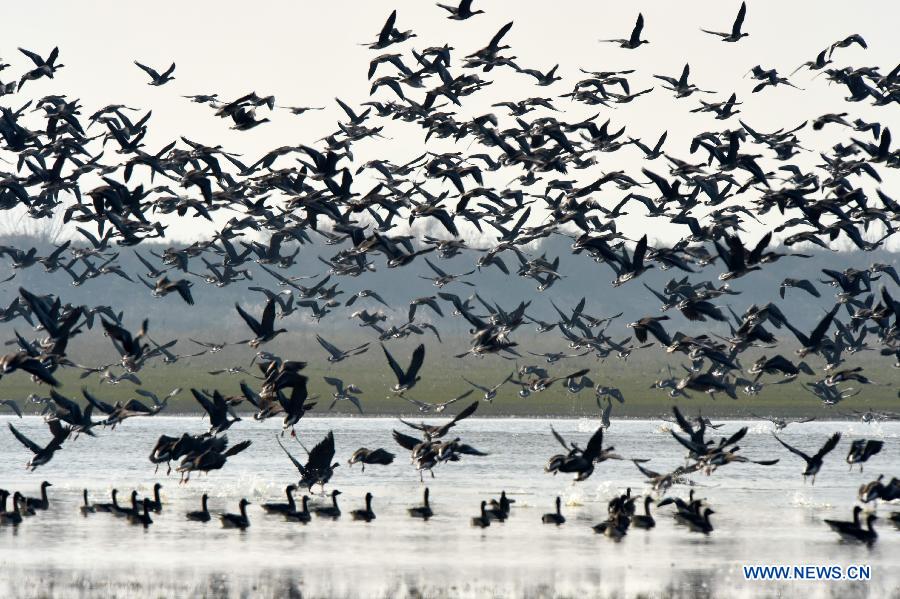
<box><xmin>276</xmin><ymin>434</ymin><xmax>306</xmax><ymax>474</ymax></box>
<box><xmin>134</xmin><ymin>61</ymin><xmax>161</xmax><ymax>80</ymax></box>
<box><xmin>393</xmin><ymin>429</ymin><xmax>423</xmax><ymax>450</ymax></box>
<box><xmin>406</xmin><ymin>344</ymin><xmax>426</xmax><ymax>380</ymax></box>
<box><xmin>671</xmin><ymin>406</ymin><xmax>695</xmax><ymax>436</ymax></box>
<box><xmin>814</xmin><ymin>432</ymin><xmax>841</xmax><ymax>460</ymax></box>
<box><xmin>190</xmin><ymin>388</ymin><xmax>217</xmax><ymax>418</ymax></box>
<box><xmin>449</xmin><ymin>400</ymin><xmax>479</xmax><ymax>424</ymax></box>
<box><xmin>8</xmin><ymin>422</ymin><xmax>42</xmax><ymax>454</ymax></box>
<box><xmin>461</xmin><ymin>376</ymin><xmax>488</xmax><ymax>392</ymax></box>
<box><xmin>629</xmin><ymin>13</ymin><xmax>644</xmax><ymax>45</ymax></box>
<box><xmin>424</xmin><ymin>257</ymin><xmax>447</xmax><ymax>277</ymax></box>
<box><xmin>317</xmin><ymin>335</ymin><xmax>341</xmax><ymax>357</ymax></box>
<box><xmin>306</xmin><ymin>431</ymin><xmax>336</xmax><ymax>470</ymax></box>
<box><xmin>721</xmin><ymin>426</ymin><xmax>747</xmax><ymax>447</ymax></box>
<box><xmin>381</xmin><ymin>343</ymin><xmax>405</xmax><ymax>382</ymax></box>
<box><xmin>732</xmin><ymin>2</ymin><xmax>747</xmax><ymax>37</ymax></box>
<box><xmin>234</xmin><ymin>303</ymin><xmax>262</xmax><ymax>336</ymax></box>
<box><xmin>488</xmin><ymin>21</ymin><xmax>514</xmax><ymax>50</ymax></box>
<box><xmin>323</xmin><ymin>376</ymin><xmax>344</xmax><ymax>392</ymax></box>
<box><xmin>81</xmin><ymin>388</ymin><xmax>115</xmax><ymax>414</ymax></box>
<box><xmin>0</xmin><ymin>400</ymin><xmax>23</xmax><ymax>418</ymax></box>
<box><xmin>810</xmin><ymin>304</ymin><xmax>839</xmax><ymax>345</ymax></box>
<box><xmin>378</xmin><ymin>10</ymin><xmax>397</xmax><ymax>45</ymax></box>
<box><xmin>260</xmin><ymin>298</ymin><xmax>277</xmax><ymax>333</ymax></box>
<box><xmin>633</xmin><ymin>459</ymin><xmax>661</xmax><ymax>479</ymax></box>
<box><xmin>584</xmin><ymin>426</ymin><xmax>605</xmax><ymax>459</ymax></box>
<box><xmin>772</xmin><ymin>433</ymin><xmax>811</xmax><ymax>462</ymax></box>
<box><xmin>549</xmin><ymin>425</ymin><xmax>570</xmax><ymax>451</ymax></box>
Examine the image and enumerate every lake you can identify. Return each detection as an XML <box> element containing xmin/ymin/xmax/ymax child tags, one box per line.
<box><xmin>0</xmin><ymin>415</ymin><xmax>897</xmax><ymax>598</ymax></box>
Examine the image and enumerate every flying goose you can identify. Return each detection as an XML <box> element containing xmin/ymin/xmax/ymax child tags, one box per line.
<box><xmin>774</xmin><ymin>431</ymin><xmax>841</xmax><ymax>484</ymax></box>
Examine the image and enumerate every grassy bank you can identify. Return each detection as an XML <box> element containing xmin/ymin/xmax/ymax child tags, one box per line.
<box><xmin>2</xmin><ymin>359</ymin><xmax>895</xmax><ymax>419</ymax></box>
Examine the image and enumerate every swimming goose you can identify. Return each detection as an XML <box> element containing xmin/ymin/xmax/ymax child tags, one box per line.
<box><xmin>542</xmin><ymin>496</ymin><xmax>565</xmax><ymax>525</ymax></box>
<box><xmin>130</xmin><ymin>498</ymin><xmax>154</xmax><ymax>528</ymax></box>
<box><xmin>679</xmin><ymin>507</ymin><xmax>715</xmax><ymax>534</ymax></box>
<box><xmin>408</xmin><ymin>488</ymin><xmax>433</xmax><ymax>520</ymax></box>
<box><xmin>119</xmin><ymin>490</ymin><xmax>141</xmax><ymax>520</ymax></box>
<box><xmin>262</xmin><ymin>485</ymin><xmax>297</xmax><ymax>515</ymax></box>
<box><xmin>284</xmin><ymin>495</ymin><xmax>311</xmax><ymax>523</ymax></box>
<box><xmin>0</xmin><ymin>492</ymin><xmax>24</xmax><ymax>526</ymax></box>
<box><xmin>824</xmin><ymin>505</ymin><xmax>863</xmax><ymax>536</ymax></box>
<box><xmin>186</xmin><ymin>494</ymin><xmax>211</xmax><ymax>522</ymax></box>
<box><xmin>608</xmin><ymin>488</ymin><xmax>635</xmax><ymax>517</ymax></box>
<box><xmin>488</xmin><ymin>491</ymin><xmax>514</xmax><ymax>521</ymax></box>
<box><xmin>93</xmin><ymin>489</ymin><xmax>119</xmax><ymax>513</ymax></box>
<box><xmin>219</xmin><ymin>498</ymin><xmax>251</xmax><ymax>529</ymax></box>
<box><xmin>146</xmin><ymin>483</ymin><xmax>163</xmax><ymax>513</ymax></box>
<box><xmin>23</xmin><ymin>481</ymin><xmax>52</xmax><ymax>511</ymax></box>
<box><xmin>351</xmin><ymin>492</ymin><xmax>376</xmax><ymax>522</ymax></box>
<box><xmin>80</xmin><ymin>489</ymin><xmax>96</xmax><ymax>515</ymax></box>
<box><xmin>593</xmin><ymin>513</ymin><xmax>629</xmax><ymax>539</ymax></box>
<box><xmin>826</xmin><ymin>509</ymin><xmax>877</xmax><ymax>545</ymax></box>
<box><xmin>471</xmin><ymin>501</ymin><xmax>491</xmax><ymax>528</ymax></box>
<box><xmin>631</xmin><ymin>496</ymin><xmax>656</xmax><ymax>529</ymax></box>
<box><xmin>110</xmin><ymin>490</ymin><xmax>137</xmax><ymax>518</ymax></box>
<box><xmin>313</xmin><ymin>489</ymin><xmax>342</xmax><ymax>519</ymax></box>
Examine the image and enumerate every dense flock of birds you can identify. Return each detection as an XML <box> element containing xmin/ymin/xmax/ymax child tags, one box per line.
<box><xmin>0</xmin><ymin>2</ymin><xmax>898</xmax><ymax>544</ymax></box>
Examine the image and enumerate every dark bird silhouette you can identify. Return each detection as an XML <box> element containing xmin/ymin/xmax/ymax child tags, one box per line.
<box><xmin>600</xmin><ymin>13</ymin><xmax>649</xmax><ymax>49</ymax></box>
<box><xmin>134</xmin><ymin>61</ymin><xmax>176</xmax><ymax>86</ymax></box>
<box><xmin>773</xmin><ymin>432</ymin><xmax>841</xmax><ymax>484</ymax></box>
<box><xmin>701</xmin><ymin>2</ymin><xmax>749</xmax><ymax>42</ymax></box>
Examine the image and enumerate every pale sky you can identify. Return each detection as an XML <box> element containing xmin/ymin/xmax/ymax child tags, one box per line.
<box><xmin>2</xmin><ymin>0</ymin><xmax>899</xmax><ymax>248</ymax></box>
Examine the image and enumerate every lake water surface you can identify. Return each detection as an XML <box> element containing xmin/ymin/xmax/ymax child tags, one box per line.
<box><xmin>0</xmin><ymin>415</ymin><xmax>897</xmax><ymax>598</ymax></box>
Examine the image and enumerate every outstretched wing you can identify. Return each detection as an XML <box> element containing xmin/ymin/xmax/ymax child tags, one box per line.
<box><xmin>449</xmin><ymin>400</ymin><xmax>479</xmax><ymax>425</ymax></box>
<box><xmin>584</xmin><ymin>426</ymin><xmax>605</xmax><ymax>459</ymax></box>
<box><xmin>134</xmin><ymin>61</ymin><xmax>161</xmax><ymax>80</ymax></box>
<box><xmin>81</xmin><ymin>388</ymin><xmax>115</xmax><ymax>414</ymax></box>
<box><xmin>317</xmin><ymin>335</ymin><xmax>341</xmax><ymax>357</ymax></box>
<box><xmin>549</xmin><ymin>425</ymin><xmax>569</xmax><ymax>451</ymax></box>
<box><xmin>234</xmin><ymin>303</ymin><xmax>261</xmax><ymax>336</ymax></box>
<box><xmin>306</xmin><ymin>430</ymin><xmax>336</xmax><ymax>470</ymax></box>
<box><xmin>393</xmin><ymin>429</ymin><xmax>423</xmax><ymax>450</ymax></box>
<box><xmin>814</xmin><ymin>432</ymin><xmax>841</xmax><ymax>460</ymax></box>
<box><xmin>276</xmin><ymin>434</ymin><xmax>306</xmax><ymax>474</ymax></box>
<box><xmin>8</xmin><ymin>422</ymin><xmax>42</xmax><ymax>454</ymax></box>
<box><xmin>633</xmin><ymin>459</ymin><xmax>661</xmax><ymax>479</ymax></box>
<box><xmin>381</xmin><ymin>344</ymin><xmax>405</xmax><ymax>382</ymax></box>
<box><xmin>772</xmin><ymin>433</ymin><xmax>811</xmax><ymax>462</ymax></box>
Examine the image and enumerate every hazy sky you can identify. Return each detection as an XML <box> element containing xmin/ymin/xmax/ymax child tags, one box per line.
<box><xmin>2</xmin><ymin>1</ymin><xmax>899</xmax><ymax>248</ymax></box>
